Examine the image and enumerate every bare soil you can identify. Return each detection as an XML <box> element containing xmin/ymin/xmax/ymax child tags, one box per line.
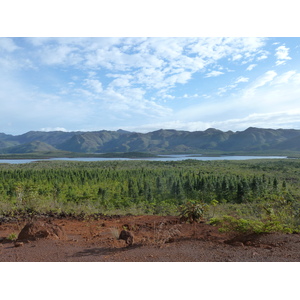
<box><xmin>1</xmin><ymin>215</ymin><xmax>300</xmax><ymax>262</ymax></box>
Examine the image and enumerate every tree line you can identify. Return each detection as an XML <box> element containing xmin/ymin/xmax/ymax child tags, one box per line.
<box><xmin>0</xmin><ymin>159</ymin><xmax>298</xmax><ymax>215</ymax></box>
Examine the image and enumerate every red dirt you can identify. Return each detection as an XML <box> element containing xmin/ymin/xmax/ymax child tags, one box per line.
<box><xmin>1</xmin><ymin>215</ymin><xmax>300</xmax><ymax>262</ymax></box>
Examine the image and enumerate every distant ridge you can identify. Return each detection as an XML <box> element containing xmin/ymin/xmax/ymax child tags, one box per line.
<box><xmin>1</xmin><ymin>141</ymin><xmax>58</xmax><ymax>154</ymax></box>
<box><xmin>1</xmin><ymin>127</ymin><xmax>300</xmax><ymax>154</ymax></box>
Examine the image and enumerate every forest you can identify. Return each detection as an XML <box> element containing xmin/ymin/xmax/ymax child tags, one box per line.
<box><xmin>0</xmin><ymin>159</ymin><xmax>300</xmax><ymax>232</ymax></box>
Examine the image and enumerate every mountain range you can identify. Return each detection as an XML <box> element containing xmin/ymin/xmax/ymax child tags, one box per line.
<box><xmin>1</xmin><ymin>127</ymin><xmax>300</xmax><ymax>154</ymax></box>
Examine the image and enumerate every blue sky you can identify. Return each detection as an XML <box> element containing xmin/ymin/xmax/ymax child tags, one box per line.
<box><xmin>1</xmin><ymin>36</ymin><xmax>300</xmax><ymax>135</ymax></box>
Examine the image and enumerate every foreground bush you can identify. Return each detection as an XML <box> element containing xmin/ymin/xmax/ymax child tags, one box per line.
<box><xmin>178</xmin><ymin>201</ymin><xmax>207</xmax><ymax>223</ymax></box>
<box><xmin>209</xmin><ymin>215</ymin><xmax>300</xmax><ymax>234</ymax></box>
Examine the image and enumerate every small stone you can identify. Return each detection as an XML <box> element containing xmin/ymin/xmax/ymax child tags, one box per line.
<box><xmin>14</xmin><ymin>242</ymin><xmax>24</xmax><ymax>247</ymax></box>
<box><xmin>232</xmin><ymin>242</ymin><xmax>244</xmax><ymax>247</ymax></box>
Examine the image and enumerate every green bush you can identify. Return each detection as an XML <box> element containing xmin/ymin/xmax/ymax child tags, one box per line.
<box><xmin>179</xmin><ymin>201</ymin><xmax>207</xmax><ymax>223</ymax></box>
<box><xmin>7</xmin><ymin>233</ymin><xmax>17</xmax><ymax>241</ymax></box>
<box><xmin>209</xmin><ymin>215</ymin><xmax>299</xmax><ymax>234</ymax></box>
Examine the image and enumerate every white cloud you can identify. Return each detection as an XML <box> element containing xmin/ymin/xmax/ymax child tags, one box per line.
<box><xmin>136</xmin><ymin>103</ymin><xmax>300</xmax><ymax>134</ymax></box>
<box><xmin>41</xmin><ymin>127</ymin><xmax>68</xmax><ymax>132</ymax></box>
<box><xmin>0</xmin><ymin>82</ymin><xmax>93</xmax><ymax>134</ymax></box>
<box><xmin>4</xmin><ymin>37</ymin><xmax>300</xmax><ymax>134</ymax></box>
<box><xmin>0</xmin><ymin>57</ymin><xmax>21</xmax><ymax>70</ymax></box>
<box><xmin>216</xmin><ymin>76</ymin><xmax>249</xmax><ymax>96</ymax></box>
<box><xmin>291</xmin><ymin>73</ymin><xmax>300</xmax><ymax>84</ymax></box>
<box><xmin>237</xmin><ymin>71</ymin><xmax>300</xmax><ymax>118</ymax></box>
<box><xmin>165</xmin><ymin>71</ymin><xmax>192</xmax><ymax>85</ymax></box>
<box><xmin>246</xmin><ymin>64</ymin><xmax>257</xmax><ymax>71</ymax></box>
<box><xmin>162</xmin><ymin>94</ymin><xmax>175</xmax><ymax>100</ymax></box>
<box><xmin>252</xmin><ymin>70</ymin><xmax>277</xmax><ymax>88</ymax></box>
<box><xmin>217</xmin><ymin>85</ymin><xmax>237</xmax><ymax>95</ymax></box>
<box><xmin>205</xmin><ymin>70</ymin><xmax>224</xmax><ymax>78</ymax></box>
<box><xmin>40</xmin><ymin>44</ymin><xmax>82</xmax><ymax>65</ymax></box>
<box><xmin>83</xmin><ymin>79</ymin><xmax>103</xmax><ymax>93</ymax></box>
<box><xmin>22</xmin><ymin>37</ymin><xmax>267</xmax><ymax>94</ymax></box>
<box><xmin>257</xmin><ymin>54</ymin><xmax>268</xmax><ymax>60</ymax></box>
<box><xmin>232</xmin><ymin>54</ymin><xmax>242</xmax><ymax>61</ymax></box>
<box><xmin>78</xmin><ymin>80</ymin><xmax>172</xmax><ymax>120</ymax></box>
<box><xmin>243</xmin><ymin>70</ymin><xmax>277</xmax><ymax>98</ymax></box>
<box><xmin>0</xmin><ymin>38</ymin><xmax>19</xmax><ymax>52</ymax></box>
<box><xmin>272</xmin><ymin>70</ymin><xmax>297</xmax><ymax>85</ymax></box>
<box><xmin>189</xmin><ymin>110</ymin><xmax>299</xmax><ymax>133</ymax></box>
<box><xmin>123</xmin><ymin>120</ymin><xmax>211</xmax><ymax>133</ymax></box>
<box><xmin>0</xmin><ymin>37</ymin><xmax>270</xmax><ymax>127</ymax></box>
<box><xmin>276</xmin><ymin>60</ymin><xmax>285</xmax><ymax>66</ymax></box>
<box><xmin>275</xmin><ymin>45</ymin><xmax>291</xmax><ymax>60</ymax></box>
<box><xmin>169</xmin><ymin>67</ymin><xmax>300</xmax><ymax>132</ymax></box>
<box><xmin>210</xmin><ymin>110</ymin><xmax>300</xmax><ymax>132</ymax></box>
<box><xmin>183</xmin><ymin>93</ymin><xmax>199</xmax><ymax>98</ymax></box>
<box><xmin>124</xmin><ymin>108</ymin><xmax>300</xmax><ymax>133</ymax></box>
<box><xmin>0</xmin><ymin>69</ymin><xmax>173</xmax><ymax>134</ymax></box>
<box><xmin>235</xmin><ymin>76</ymin><xmax>249</xmax><ymax>83</ymax></box>
<box><xmin>108</xmin><ymin>74</ymin><xmax>132</xmax><ymax>88</ymax></box>
<box><xmin>275</xmin><ymin>45</ymin><xmax>291</xmax><ymax>65</ymax></box>
<box><xmin>189</xmin><ymin>37</ymin><xmax>265</xmax><ymax>62</ymax></box>
<box><xmin>0</xmin><ymin>53</ymin><xmax>34</xmax><ymax>71</ymax></box>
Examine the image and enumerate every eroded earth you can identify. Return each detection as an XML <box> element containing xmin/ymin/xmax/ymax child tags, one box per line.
<box><xmin>1</xmin><ymin>215</ymin><xmax>300</xmax><ymax>262</ymax></box>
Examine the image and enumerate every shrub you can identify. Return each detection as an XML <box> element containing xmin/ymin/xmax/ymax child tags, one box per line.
<box><xmin>209</xmin><ymin>215</ymin><xmax>298</xmax><ymax>234</ymax></box>
<box><xmin>7</xmin><ymin>233</ymin><xmax>17</xmax><ymax>241</ymax></box>
<box><xmin>179</xmin><ymin>201</ymin><xmax>207</xmax><ymax>223</ymax></box>
<box><xmin>109</xmin><ymin>227</ymin><xmax>120</xmax><ymax>240</ymax></box>
<box><xmin>211</xmin><ymin>216</ymin><xmax>264</xmax><ymax>234</ymax></box>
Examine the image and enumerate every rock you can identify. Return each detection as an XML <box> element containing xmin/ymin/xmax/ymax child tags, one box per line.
<box><xmin>17</xmin><ymin>221</ymin><xmax>67</xmax><ymax>241</ymax></box>
<box><xmin>14</xmin><ymin>242</ymin><xmax>23</xmax><ymax>247</ymax></box>
<box><xmin>119</xmin><ymin>230</ymin><xmax>134</xmax><ymax>246</ymax></box>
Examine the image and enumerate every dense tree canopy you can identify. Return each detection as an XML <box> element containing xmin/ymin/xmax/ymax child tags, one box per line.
<box><xmin>0</xmin><ymin>159</ymin><xmax>299</xmax><ymax>216</ymax></box>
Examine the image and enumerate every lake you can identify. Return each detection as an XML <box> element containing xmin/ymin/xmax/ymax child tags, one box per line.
<box><xmin>0</xmin><ymin>154</ymin><xmax>287</xmax><ymax>164</ymax></box>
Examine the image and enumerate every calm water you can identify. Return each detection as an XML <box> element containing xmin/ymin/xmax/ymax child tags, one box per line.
<box><xmin>0</xmin><ymin>155</ymin><xmax>287</xmax><ymax>164</ymax></box>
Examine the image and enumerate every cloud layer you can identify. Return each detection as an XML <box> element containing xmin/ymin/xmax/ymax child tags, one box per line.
<box><xmin>0</xmin><ymin>37</ymin><xmax>299</xmax><ymax>134</ymax></box>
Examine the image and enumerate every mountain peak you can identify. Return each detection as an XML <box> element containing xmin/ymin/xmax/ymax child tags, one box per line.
<box><xmin>1</xmin><ymin>127</ymin><xmax>300</xmax><ymax>154</ymax></box>
<box><xmin>204</xmin><ymin>128</ymin><xmax>221</xmax><ymax>133</ymax></box>
<box><xmin>117</xmin><ymin>129</ymin><xmax>131</xmax><ymax>134</ymax></box>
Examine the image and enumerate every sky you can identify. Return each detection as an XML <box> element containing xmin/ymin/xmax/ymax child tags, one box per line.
<box><xmin>1</xmin><ymin>36</ymin><xmax>300</xmax><ymax>135</ymax></box>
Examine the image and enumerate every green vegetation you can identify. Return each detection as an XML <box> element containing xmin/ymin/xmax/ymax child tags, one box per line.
<box><xmin>179</xmin><ymin>201</ymin><xmax>207</xmax><ymax>223</ymax></box>
<box><xmin>0</xmin><ymin>151</ymin><xmax>158</xmax><ymax>159</ymax></box>
<box><xmin>7</xmin><ymin>232</ymin><xmax>17</xmax><ymax>241</ymax></box>
<box><xmin>0</xmin><ymin>159</ymin><xmax>300</xmax><ymax>233</ymax></box>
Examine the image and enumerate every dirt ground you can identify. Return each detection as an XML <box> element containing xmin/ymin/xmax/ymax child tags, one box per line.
<box><xmin>1</xmin><ymin>215</ymin><xmax>300</xmax><ymax>262</ymax></box>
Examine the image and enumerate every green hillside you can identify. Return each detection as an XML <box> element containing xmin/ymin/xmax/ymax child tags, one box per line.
<box><xmin>1</xmin><ymin>127</ymin><xmax>300</xmax><ymax>155</ymax></box>
<box><xmin>0</xmin><ymin>141</ymin><xmax>59</xmax><ymax>154</ymax></box>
